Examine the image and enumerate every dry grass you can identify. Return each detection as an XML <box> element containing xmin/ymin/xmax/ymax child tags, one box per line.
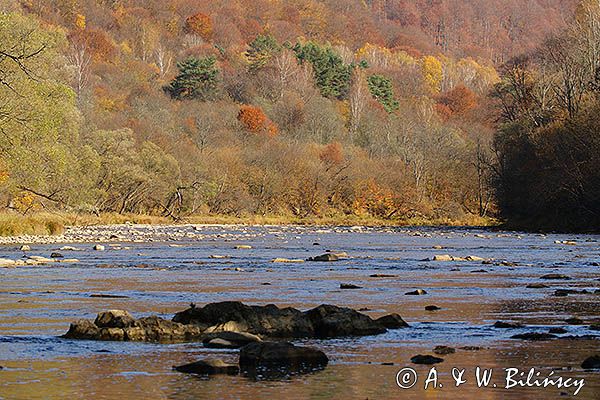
<box><xmin>0</xmin><ymin>211</ymin><xmax>498</xmax><ymax>237</ymax></box>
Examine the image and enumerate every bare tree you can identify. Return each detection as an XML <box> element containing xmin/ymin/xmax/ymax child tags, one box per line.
<box><xmin>66</xmin><ymin>43</ymin><xmax>91</xmax><ymax>96</ymax></box>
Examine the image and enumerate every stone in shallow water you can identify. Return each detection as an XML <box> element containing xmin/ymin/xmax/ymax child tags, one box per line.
<box><xmin>405</xmin><ymin>289</ymin><xmax>427</xmax><ymax>295</ymax></box>
<box><xmin>493</xmin><ymin>321</ymin><xmax>524</xmax><ymax>329</ymax></box>
<box><xmin>375</xmin><ymin>314</ymin><xmax>409</xmax><ymax>329</ymax></box>
<box><xmin>173</xmin><ymin>301</ymin><xmax>387</xmax><ymax>338</ymax></box>
<box><xmin>425</xmin><ymin>305</ymin><xmax>441</xmax><ymax>311</ymax></box>
<box><xmin>307</xmin><ymin>253</ymin><xmax>339</xmax><ymax>262</ymax></box>
<box><xmin>526</xmin><ymin>283</ymin><xmax>549</xmax><ymax>289</ymax></box>
<box><xmin>340</xmin><ymin>283</ymin><xmax>362</xmax><ymax>289</ymax></box>
<box><xmin>202</xmin><ymin>331</ymin><xmax>261</xmax><ymax>349</ymax></box>
<box><xmin>239</xmin><ymin>342</ymin><xmax>328</xmax><ymax>368</ymax></box>
<box><xmin>95</xmin><ymin>310</ymin><xmax>135</xmax><ymax>328</ymax></box>
<box><xmin>511</xmin><ymin>332</ymin><xmax>557</xmax><ymax>341</ymax></box>
<box><xmin>433</xmin><ymin>346</ymin><xmax>455</xmax><ymax>355</ymax></box>
<box><xmin>565</xmin><ymin>317</ymin><xmax>584</xmax><ymax>325</ymax></box>
<box><xmin>411</xmin><ymin>355</ymin><xmax>444</xmax><ymax>365</ymax></box>
<box><xmin>549</xmin><ymin>327</ymin><xmax>568</xmax><ymax>334</ymax></box>
<box><xmin>581</xmin><ymin>355</ymin><xmax>600</xmax><ymax>370</ymax></box>
<box><xmin>540</xmin><ymin>274</ymin><xmax>571</xmax><ymax>280</ymax></box>
<box><xmin>174</xmin><ymin>359</ymin><xmax>240</xmax><ymax>375</ymax></box>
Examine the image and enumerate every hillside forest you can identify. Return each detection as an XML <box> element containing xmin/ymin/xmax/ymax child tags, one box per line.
<box><xmin>0</xmin><ymin>0</ymin><xmax>598</xmax><ymax>230</ymax></box>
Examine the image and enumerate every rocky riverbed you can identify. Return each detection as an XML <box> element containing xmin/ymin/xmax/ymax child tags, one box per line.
<box><xmin>0</xmin><ymin>225</ymin><xmax>599</xmax><ymax>399</ymax></box>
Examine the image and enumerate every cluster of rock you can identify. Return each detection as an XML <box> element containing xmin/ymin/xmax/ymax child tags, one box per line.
<box><xmin>63</xmin><ymin>301</ymin><xmax>410</xmax><ymax>378</ymax></box>
<box><xmin>63</xmin><ymin>310</ymin><xmax>204</xmax><ymax>342</ymax></box>
<box><xmin>172</xmin><ymin>301</ymin><xmax>408</xmax><ymax>338</ymax></box>
<box><xmin>0</xmin><ymin>255</ymin><xmax>79</xmax><ymax>267</ymax></box>
<box><xmin>64</xmin><ymin>301</ymin><xmax>409</xmax><ymax>343</ymax></box>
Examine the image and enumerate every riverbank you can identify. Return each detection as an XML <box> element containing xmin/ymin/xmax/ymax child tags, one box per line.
<box><xmin>0</xmin><ymin>212</ymin><xmax>497</xmax><ymax>239</ymax></box>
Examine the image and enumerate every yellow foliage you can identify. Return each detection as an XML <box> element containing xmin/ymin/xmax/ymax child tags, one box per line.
<box><xmin>75</xmin><ymin>13</ymin><xmax>86</xmax><ymax>30</ymax></box>
<box><xmin>422</xmin><ymin>55</ymin><xmax>443</xmax><ymax>94</ymax></box>
<box><xmin>13</xmin><ymin>192</ymin><xmax>40</xmax><ymax>215</ymax></box>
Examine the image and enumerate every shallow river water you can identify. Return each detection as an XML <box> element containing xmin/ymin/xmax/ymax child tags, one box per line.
<box><xmin>0</xmin><ymin>225</ymin><xmax>599</xmax><ymax>399</ymax></box>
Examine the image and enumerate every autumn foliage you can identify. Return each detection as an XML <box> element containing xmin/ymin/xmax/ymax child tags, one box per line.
<box><xmin>237</xmin><ymin>105</ymin><xmax>278</xmax><ymax>137</ymax></box>
<box><xmin>184</xmin><ymin>13</ymin><xmax>213</xmax><ymax>40</ymax></box>
<box><xmin>437</xmin><ymin>85</ymin><xmax>478</xmax><ymax>116</ymax></box>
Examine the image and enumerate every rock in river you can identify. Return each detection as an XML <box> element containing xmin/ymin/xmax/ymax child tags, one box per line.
<box><xmin>433</xmin><ymin>346</ymin><xmax>455</xmax><ymax>355</ymax></box>
<box><xmin>340</xmin><ymin>283</ymin><xmax>362</xmax><ymax>289</ymax></box>
<box><xmin>411</xmin><ymin>355</ymin><xmax>444</xmax><ymax>365</ymax></box>
<box><xmin>307</xmin><ymin>254</ymin><xmax>339</xmax><ymax>262</ymax></box>
<box><xmin>405</xmin><ymin>289</ymin><xmax>427</xmax><ymax>295</ymax></box>
<box><xmin>63</xmin><ymin>311</ymin><xmax>203</xmax><ymax>342</ymax></box>
<box><xmin>239</xmin><ymin>342</ymin><xmax>328</xmax><ymax>369</ymax></box>
<box><xmin>581</xmin><ymin>355</ymin><xmax>600</xmax><ymax>370</ymax></box>
<box><xmin>375</xmin><ymin>314</ymin><xmax>409</xmax><ymax>329</ymax></box>
<box><xmin>173</xmin><ymin>301</ymin><xmax>388</xmax><ymax>338</ymax></box>
<box><xmin>511</xmin><ymin>332</ymin><xmax>557</xmax><ymax>341</ymax></box>
<box><xmin>425</xmin><ymin>305</ymin><xmax>441</xmax><ymax>311</ymax></box>
<box><xmin>493</xmin><ymin>321</ymin><xmax>524</xmax><ymax>329</ymax></box>
<box><xmin>174</xmin><ymin>359</ymin><xmax>240</xmax><ymax>375</ymax></box>
<box><xmin>540</xmin><ymin>274</ymin><xmax>571</xmax><ymax>280</ymax></box>
<box><xmin>202</xmin><ymin>331</ymin><xmax>261</xmax><ymax>349</ymax></box>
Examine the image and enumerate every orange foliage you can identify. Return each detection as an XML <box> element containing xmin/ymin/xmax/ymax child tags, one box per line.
<box><xmin>319</xmin><ymin>141</ymin><xmax>343</xmax><ymax>165</ymax></box>
<box><xmin>437</xmin><ymin>85</ymin><xmax>478</xmax><ymax>116</ymax></box>
<box><xmin>69</xmin><ymin>28</ymin><xmax>116</xmax><ymax>62</ymax></box>
<box><xmin>237</xmin><ymin>105</ymin><xmax>278</xmax><ymax>137</ymax></box>
<box><xmin>184</xmin><ymin>13</ymin><xmax>213</xmax><ymax>40</ymax></box>
<box><xmin>352</xmin><ymin>180</ymin><xmax>398</xmax><ymax>219</ymax></box>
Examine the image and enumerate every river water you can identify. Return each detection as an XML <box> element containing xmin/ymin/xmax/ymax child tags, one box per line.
<box><xmin>0</xmin><ymin>225</ymin><xmax>598</xmax><ymax>399</ymax></box>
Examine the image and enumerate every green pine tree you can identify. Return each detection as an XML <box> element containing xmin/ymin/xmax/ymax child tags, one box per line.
<box><xmin>293</xmin><ymin>42</ymin><xmax>353</xmax><ymax>100</ymax></box>
<box><xmin>367</xmin><ymin>74</ymin><xmax>399</xmax><ymax>113</ymax></box>
<box><xmin>245</xmin><ymin>34</ymin><xmax>281</xmax><ymax>72</ymax></box>
<box><xmin>164</xmin><ymin>56</ymin><xmax>219</xmax><ymax>100</ymax></box>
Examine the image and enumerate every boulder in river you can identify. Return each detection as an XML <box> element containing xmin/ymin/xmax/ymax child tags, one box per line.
<box><xmin>411</xmin><ymin>355</ymin><xmax>444</xmax><ymax>365</ymax></box>
<box><xmin>549</xmin><ymin>327</ymin><xmax>568</xmax><ymax>334</ymax></box>
<box><xmin>540</xmin><ymin>274</ymin><xmax>571</xmax><ymax>280</ymax></box>
<box><xmin>20</xmin><ymin>245</ymin><xmax>31</xmax><ymax>251</ymax></box>
<box><xmin>173</xmin><ymin>301</ymin><xmax>388</xmax><ymax>339</ymax></box>
<box><xmin>565</xmin><ymin>317</ymin><xmax>584</xmax><ymax>325</ymax></box>
<box><xmin>239</xmin><ymin>342</ymin><xmax>328</xmax><ymax>369</ymax></box>
<box><xmin>63</xmin><ymin>311</ymin><xmax>203</xmax><ymax>342</ymax></box>
<box><xmin>174</xmin><ymin>359</ymin><xmax>240</xmax><ymax>375</ymax></box>
<box><xmin>202</xmin><ymin>331</ymin><xmax>261</xmax><ymax>349</ymax></box>
<box><xmin>50</xmin><ymin>252</ymin><xmax>63</xmax><ymax>258</ymax></box>
<box><xmin>433</xmin><ymin>346</ymin><xmax>455</xmax><ymax>355</ymax></box>
<box><xmin>272</xmin><ymin>258</ymin><xmax>304</xmax><ymax>263</ymax></box>
<box><xmin>425</xmin><ymin>305</ymin><xmax>441</xmax><ymax>311</ymax></box>
<box><xmin>526</xmin><ymin>283</ymin><xmax>549</xmax><ymax>289</ymax></box>
<box><xmin>493</xmin><ymin>321</ymin><xmax>524</xmax><ymax>329</ymax></box>
<box><xmin>581</xmin><ymin>355</ymin><xmax>600</xmax><ymax>370</ymax></box>
<box><xmin>375</xmin><ymin>314</ymin><xmax>409</xmax><ymax>329</ymax></box>
<box><xmin>340</xmin><ymin>283</ymin><xmax>362</xmax><ymax>289</ymax></box>
<box><xmin>405</xmin><ymin>289</ymin><xmax>427</xmax><ymax>295</ymax></box>
<box><xmin>307</xmin><ymin>254</ymin><xmax>339</xmax><ymax>262</ymax></box>
<box><xmin>93</xmin><ymin>245</ymin><xmax>105</xmax><ymax>251</ymax></box>
<box><xmin>511</xmin><ymin>332</ymin><xmax>557</xmax><ymax>341</ymax></box>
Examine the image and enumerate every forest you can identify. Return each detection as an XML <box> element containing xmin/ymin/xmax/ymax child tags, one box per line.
<box><xmin>0</xmin><ymin>0</ymin><xmax>597</xmax><ymax>231</ymax></box>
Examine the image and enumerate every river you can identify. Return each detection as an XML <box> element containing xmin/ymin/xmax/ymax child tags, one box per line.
<box><xmin>0</xmin><ymin>225</ymin><xmax>598</xmax><ymax>399</ymax></box>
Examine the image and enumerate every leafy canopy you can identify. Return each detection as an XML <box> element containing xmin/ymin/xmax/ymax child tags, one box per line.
<box><xmin>164</xmin><ymin>56</ymin><xmax>219</xmax><ymax>100</ymax></box>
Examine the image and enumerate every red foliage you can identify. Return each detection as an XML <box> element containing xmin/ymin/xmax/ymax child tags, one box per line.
<box><xmin>237</xmin><ymin>105</ymin><xmax>278</xmax><ymax>137</ymax></box>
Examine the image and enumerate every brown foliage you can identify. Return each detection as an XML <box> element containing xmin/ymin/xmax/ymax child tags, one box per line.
<box><xmin>184</xmin><ymin>12</ymin><xmax>213</xmax><ymax>40</ymax></box>
<box><xmin>437</xmin><ymin>85</ymin><xmax>478</xmax><ymax>116</ymax></box>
